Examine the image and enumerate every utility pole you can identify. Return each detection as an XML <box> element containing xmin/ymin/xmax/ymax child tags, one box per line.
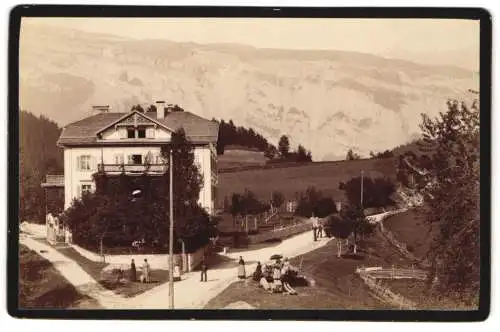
<box><xmin>360</xmin><ymin>170</ymin><xmax>364</xmax><ymax>208</ymax></box>
<box><xmin>169</xmin><ymin>148</ymin><xmax>174</xmax><ymax>309</ymax></box>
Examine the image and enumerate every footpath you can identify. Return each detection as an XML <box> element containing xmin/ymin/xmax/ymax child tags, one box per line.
<box><xmin>20</xmin><ymin>227</ymin><xmax>332</xmax><ymax>309</ymax></box>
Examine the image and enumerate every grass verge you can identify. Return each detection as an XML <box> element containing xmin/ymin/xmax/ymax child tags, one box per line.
<box><xmin>56</xmin><ymin>246</ymin><xmax>170</xmax><ymax>298</ymax></box>
<box><xmin>19</xmin><ymin>244</ymin><xmax>102</xmax><ymax>309</ymax></box>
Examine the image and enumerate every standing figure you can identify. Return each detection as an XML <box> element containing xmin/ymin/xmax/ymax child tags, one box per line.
<box><xmin>311</xmin><ymin>213</ymin><xmax>318</xmax><ymax>241</ymax></box>
<box><xmin>237</xmin><ymin>256</ymin><xmax>246</xmax><ymax>279</ymax></box>
<box><xmin>129</xmin><ymin>258</ymin><xmax>137</xmax><ymax>282</ymax></box>
<box><xmin>318</xmin><ymin>220</ymin><xmax>324</xmax><ymax>238</ymax></box>
<box><xmin>253</xmin><ymin>261</ymin><xmax>263</xmax><ymax>281</ymax></box>
<box><xmin>200</xmin><ymin>258</ymin><xmax>208</xmax><ymax>282</ymax></box>
<box><xmin>142</xmin><ymin>258</ymin><xmax>151</xmax><ymax>283</ymax></box>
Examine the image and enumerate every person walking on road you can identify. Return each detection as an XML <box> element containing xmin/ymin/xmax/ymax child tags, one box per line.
<box><xmin>200</xmin><ymin>258</ymin><xmax>208</xmax><ymax>282</ymax></box>
<box><xmin>237</xmin><ymin>256</ymin><xmax>246</xmax><ymax>279</ymax></box>
<box><xmin>311</xmin><ymin>213</ymin><xmax>318</xmax><ymax>241</ymax></box>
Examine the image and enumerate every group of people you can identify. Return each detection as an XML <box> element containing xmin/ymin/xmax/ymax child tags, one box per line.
<box><xmin>311</xmin><ymin>213</ymin><xmax>331</xmax><ymax>241</ymax></box>
<box><xmin>129</xmin><ymin>258</ymin><xmax>151</xmax><ymax>283</ymax></box>
<box><xmin>252</xmin><ymin>257</ymin><xmax>295</xmax><ymax>293</ymax></box>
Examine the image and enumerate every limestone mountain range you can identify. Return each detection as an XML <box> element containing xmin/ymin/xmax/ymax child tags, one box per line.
<box><xmin>19</xmin><ymin>23</ymin><xmax>479</xmax><ymax>161</ymax></box>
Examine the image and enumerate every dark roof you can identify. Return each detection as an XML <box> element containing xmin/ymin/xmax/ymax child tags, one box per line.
<box><xmin>58</xmin><ymin>110</ymin><xmax>219</xmax><ymax>147</ymax></box>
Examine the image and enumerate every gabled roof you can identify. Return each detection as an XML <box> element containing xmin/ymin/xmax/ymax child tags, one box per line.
<box><xmin>57</xmin><ymin>110</ymin><xmax>219</xmax><ymax>147</ymax></box>
<box><xmin>94</xmin><ymin>111</ymin><xmax>174</xmax><ymax>136</ymax></box>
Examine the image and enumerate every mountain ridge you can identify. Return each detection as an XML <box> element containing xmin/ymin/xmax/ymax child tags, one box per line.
<box><xmin>19</xmin><ymin>24</ymin><xmax>478</xmax><ymax>161</ymax></box>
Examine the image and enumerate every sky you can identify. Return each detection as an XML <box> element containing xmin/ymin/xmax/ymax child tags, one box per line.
<box><xmin>23</xmin><ymin>17</ymin><xmax>480</xmax><ymax>69</ymax></box>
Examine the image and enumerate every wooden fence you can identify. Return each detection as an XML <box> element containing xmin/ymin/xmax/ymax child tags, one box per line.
<box><xmin>356</xmin><ymin>266</ymin><xmax>428</xmax><ymax>309</ymax></box>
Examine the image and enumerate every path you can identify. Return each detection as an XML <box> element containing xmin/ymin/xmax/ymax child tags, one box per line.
<box><xmin>21</xmin><ymin>208</ymin><xmax>405</xmax><ymax>310</ymax></box>
<box><xmin>20</xmin><ymin>225</ymin><xmax>330</xmax><ymax>309</ymax></box>
<box><xmin>125</xmin><ymin>231</ymin><xmax>332</xmax><ymax>309</ymax></box>
<box><xmin>19</xmin><ymin>234</ymin><xmax>125</xmax><ymax>308</ymax></box>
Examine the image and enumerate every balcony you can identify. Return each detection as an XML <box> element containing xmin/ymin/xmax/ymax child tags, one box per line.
<box><xmin>97</xmin><ymin>164</ymin><xmax>167</xmax><ymax>175</ymax></box>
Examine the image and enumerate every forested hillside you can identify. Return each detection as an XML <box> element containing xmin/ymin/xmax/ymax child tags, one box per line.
<box><xmin>20</xmin><ymin>111</ymin><xmax>63</xmax><ymax>222</ymax></box>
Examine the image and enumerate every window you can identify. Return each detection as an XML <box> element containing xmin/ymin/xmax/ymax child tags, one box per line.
<box><xmin>131</xmin><ymin>154</ymin><xmax>142</xmax><ymax>165</ymax></box>
<box><xmin>81</xmin><ymin>184</ymin><xmax>92</xmax><ymax>194</ymax></box>
<box><xmin>114</xmin><ymin>153</ymin><xmax>124</xmax><ymax>164</ymax></box>
<box><xmin>78</xmin><ymin>155</ymin><xmax>92</xmax><ymax>171</ymax></box>
<box><xmin>125</xmin><ymin>126</ymin><xmax>153</xmax><ymax>139</ymax></box>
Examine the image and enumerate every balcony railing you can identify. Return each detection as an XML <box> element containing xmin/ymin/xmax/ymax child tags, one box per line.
<box><xmin>97</xmin><ymin>163</ymin><xmax>167</xmax><ymax>175</ymax></box>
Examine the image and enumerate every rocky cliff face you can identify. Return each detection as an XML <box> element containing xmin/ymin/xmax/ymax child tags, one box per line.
<box><xmin>19</xmin><ymin>24</ymin><xmax>478</xmax><ymax>161</ymax></box>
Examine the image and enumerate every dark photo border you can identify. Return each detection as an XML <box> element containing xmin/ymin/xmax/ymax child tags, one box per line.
<box><xmin>7</xmin><ymin>5</ymin><xmax>492</xmax><ymax>321</ymax></box>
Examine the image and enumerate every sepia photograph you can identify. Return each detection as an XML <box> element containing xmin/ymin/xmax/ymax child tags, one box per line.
<box><xmin>9</xmin><ymin>6</ymin><xmax>489</xmax><ymax>320</ymax></box>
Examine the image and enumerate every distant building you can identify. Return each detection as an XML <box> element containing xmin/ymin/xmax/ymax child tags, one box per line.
<box><xmin>54</xmin><ymin>102</ymin><xmax>220</xmax><ymax>215</ymax></box>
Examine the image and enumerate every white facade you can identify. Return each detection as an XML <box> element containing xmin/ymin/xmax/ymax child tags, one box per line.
<box><xmin>60</xmin><ymin>110</ymin><xmax>218</xmax><ymax>215</ymax></box>
<box><xmin>63</xmin><ymin>145</ymin><xmax>216</xmax><ymax>214</ymax></box>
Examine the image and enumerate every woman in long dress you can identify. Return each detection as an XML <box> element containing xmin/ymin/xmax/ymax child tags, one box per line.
<box><xmin>237</xmin><ymin>256</ymin><xmax>246</xmax><ymax>279</ymax></box>
<box><xmin>253</xmin><ymin>261</ymin><xmax>263</xmax><ymax>281</ymax></box>
<box><xmin>129</xmin><ymin>259</ymin><xmax>136</xmax><ymax>282</ymax></box>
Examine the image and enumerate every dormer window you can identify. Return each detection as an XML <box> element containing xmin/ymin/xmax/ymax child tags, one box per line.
<box><xmin>126</xmin><ymin>126</ymin><xmax>149</xmax><ymax>139</ymax></box>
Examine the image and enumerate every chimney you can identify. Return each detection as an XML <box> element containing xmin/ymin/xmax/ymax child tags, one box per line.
<box><xmin>92</xmin><ymin>105</ymin><xmax>110</xmax><ymax>113</ymax></box>
<box><xmin>155</xmin><ymin>100</ymin><xmax>165</xmax><ymax>119</ymax></box>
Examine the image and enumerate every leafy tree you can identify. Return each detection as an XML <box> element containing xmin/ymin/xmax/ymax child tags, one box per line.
<box><xmin>417</xmin><ymin>99</ymin><xmax>480</xmax><ymax>304</ymax></box>
<box><xmin>278</xmin><ymin>135</ymin><xmax>290</xmax><ymax>158</ymax></box>
<box><xmin>271</xmin><ymin>190</ymin><xmax>284</xmax><ymax>212</ymax></box>
<box><xmin>341</xmin><ymin>205</ymin><xmax>373</xmax><ymax>253</ymax></box>
<box><xmin>294</xmin><ymin>187</ymin><xmax>335</xmax><ymax>218</ymax></box>
<box><xmin>346</xmin><ymin>149</ymin><xmax>361</xmax><ymax>160</ymax></box>
<box><xmin>327</xmin><ymin>215</ymin><xmax>352</xmax><ymax>257</ymax></box>
<box><xmin>314</xmin><ymin>197</ymin><xmax>337</xmax><ymax>218</ymax></box>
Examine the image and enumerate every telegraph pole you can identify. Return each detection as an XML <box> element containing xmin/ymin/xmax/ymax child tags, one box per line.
<box><xmin>169</xmin><ymin>148</ymin><xmax>174</xmax><ymax>309</ymax></box>
<box><xmin>360</xmin><ymin>170</ymin><xmax>364</xmax><ymax>208</ymax></box>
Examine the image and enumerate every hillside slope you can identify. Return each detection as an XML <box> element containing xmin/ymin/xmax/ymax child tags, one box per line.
<box><xmin>20</xmin><ymin>22</ymin><xmax>478</xmax><ymax>161</ymax></box>
<box><xmin>217</xmin><ymin>157</ymin><xmax>396</xmax><ymax>205</ymax></box>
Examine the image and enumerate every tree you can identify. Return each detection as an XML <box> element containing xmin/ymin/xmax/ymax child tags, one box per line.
<box><xmin>417</xmin><ymin>99</ymin><xmax>480</xmax><ymax>304</ymax></box>
<box><xmin>341</xmin><ymin>205</ymin><xmax>372</xmax><ymax>253</ymax></box>
<box><xmin>339</xmin><ymin>176</ymin><xmax>395</xmax><ymax>208</ymax></box>
<box><xmin>264</xmin><ymin>144</ymin><xmax>278</xmax><ymax>160</ymax></box>
<box><xmin>230</xmin><ymin>193</ymin><xmax>243</xmax><ymax>227</ymax></box>
<box><xmin>297</xmin><ymin>144</ymin><xmax>307</xmax><ymax>162</ymax></box>
<box><xmin>161</xmin><ymin>128</ymin><xmax>205</xmax><ymax>242</ymax></box>
<box><xmin>20</xmin><ymin>111</ymin><xmax>63</xmax><ymax>223</ymax></box>
<box><xmin>314</xmin><ymin>197</ymin><xmax>337</xmax><ymax>218</ymax></box>
<box><xmin>271</xmin><ymin>190</ymin><xmax>284</xmax><ymax>213</ymax></box>
<box><xmin>131</xmin><ymin>104</ymin><xmax>145</xmax><ymax>113</ymax></box>
<box><xmin>278</xmin><ymin>135</ymin><xmax>290</xmax><ymax>158</ymax></box>
<box><xmin>327</xmin><ymin>215</ymin><xmax>352</xmax><ymax>257</ymax></box>
<box><xmin>346</xmin><ymin>149</ymin><xmax>361</xmax><ymax>160</ymax></box>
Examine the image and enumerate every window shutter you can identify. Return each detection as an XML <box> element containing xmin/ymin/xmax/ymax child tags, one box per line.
<box><xmin>76</xmin><ymin>185</ymin><xmax>81</xmax><ymax>199</ymax></box>
<box><xmin>146</xmin><ymin>127</ymin><xmax>155</xmax><ymax>138</ymax></box>
<box><xmin>127</xmin><ymin>155</ymin><xmax>133</xmax><ymax>164</ymax></box>
<box><xmin>76</xmin><ymin>156</ymin><xmax>81</xmax><ymax>171</ymax></box>
<box><xmin>91</xmin><ymin>156</ymin><xmax>97</xmax><ymax>171</ymax></box>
